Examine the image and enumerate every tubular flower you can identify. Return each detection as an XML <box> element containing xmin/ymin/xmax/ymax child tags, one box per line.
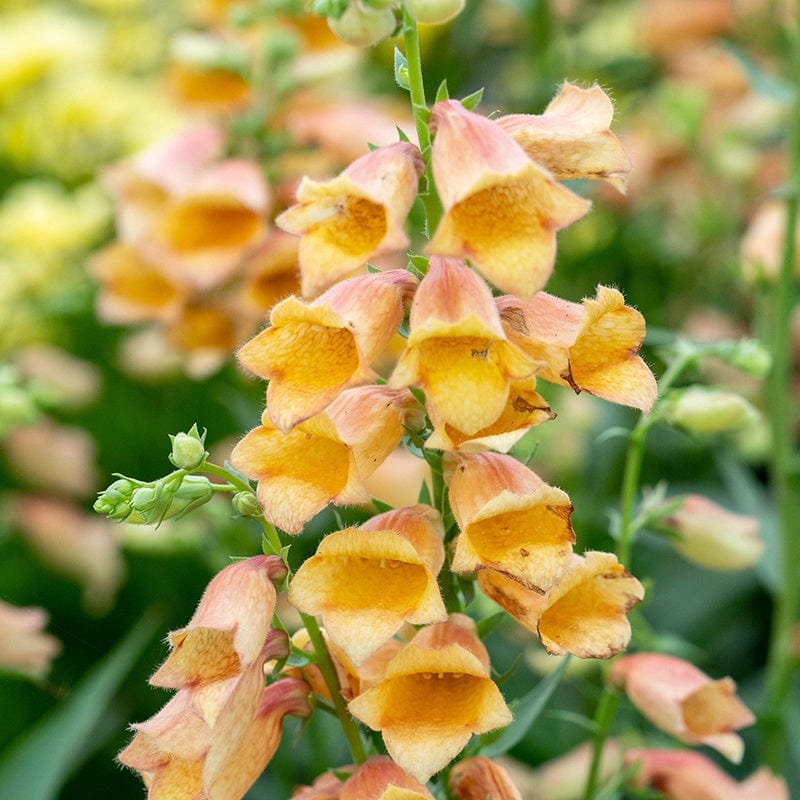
<box><xmin>340</xmin><ymin>756</ymin><xmax>436</xmax><ymax>800</ymax></box>
<box><xmin>449</xmin><ymin>756</ymin><xmax>523</xmax><ymax>800</ymax></box>
<box><xmin>610</xmin><ymin>653</ymin><xmax>756</xmax><ymax>763</ymax></box>
<box><xmin>150</xmin><ymin>556</ymin><xmax>287</xmax><ymax>689</ymax></box>
<box><xmin>390</xmin><ymin>257</ymin><xmax>537</xmax><ymax>435</ymax></box>
<box><xmin>230</xmin><ymin>385</ymin><xmax>416</xmax><ymax>534</ymax></box>
<box><xmin>238</xmin><ymin>269</ymin><xmax>418</xmax><ymax>432</ymax></box>
<box><xmin>496</xmin><ymin>82</ymin><xmax>632</xmax><ymax>192</ymax></box>
<box><xmin>425</xmin><ymin>376</ymin><xmax>555</xmax><ymax>452</ymax></box>
<box><xmin>348</xmin><ymin>614</ymin><xmax>512</xmax><ymax>783</ymax></box>
<box><xmin>276</xmin><ymin>141</ymin><xmax>424</xmax><ymax>297</ymax></box>
<box><xmin>477</xmin><ymin>551</ymin><xmax>644</xmax><ymax>658</ymax></box>
<box><xmin>238</xmin><ymin>231</ymin><xmax>301</xmax><ymax>318</ymax></box>
<box><xmin>447</xmin><ymin>452</ymin><xmax>575</xmax><ymax>591</ymax></box>
<box><xmin>497</xmin><ymin>286</ymin><xmax>657</xmax><ymax>413</ymax></box>
<box><xmin>287</xmin><ymin>522</ymin><xmax>447</xmax><ymax>664</ymax></box>
<box><xmin>427</xmin><ymin>100</ymin><xmax>591</xmax><ymax>299</ymax></box>
<box><xmin>0</xmin><ymin>600</ymin><xmax>61</xmax><ymax>680</ymax></box>
<box><xmin>625</xmin><ymin>749</ymin><xmax>788</xmax><ymax>800</ymax></box>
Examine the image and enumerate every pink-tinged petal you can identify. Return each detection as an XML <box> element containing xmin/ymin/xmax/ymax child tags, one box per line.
<box><xmin>449</xmin><ymin>756</ymin><xmax>523</xmax><ymax>800</ymax></box>
<box><xmin>0</xmin><ymin>600</ymin><xmax>61</xmax><ymax>680</ymax></box>
<box><xmin>291</xmin><ymin>768</ymin><xmax>349</xmax><ymax>800</ymax></box>
<box><xmin>496</xmin><ymin>82</ymin><xmax>631</xmax><ymax>192</ymax></box>
<box><xmin>498</xmin><ymin>286</ymin><xmax>657</xmax><ymax>413</ymax></box>
<box><xmin>427</xmin><ymin>101</ymin><xmax>590</xmax><ymax>299</ymax></box>
<box><xmin>390</xmin><ymin>258</ymin><xmax>536</xmax><ymax>435</ymax></box>
<box><xmin>239</xmin><ymin>231</ymin><xmax>301</xmax><ymax>316</ymax></box>
<box><xmin>276</xmin><ymin>142</ymin><xmax>424</xmax><ymax>296</ymax></box>
<box><xmin>150</xmin><ymin>555</ymin><xmax>286</xmax><ymax>688</ymax></box>
<box><xmin>610</xmin><ymin>653</ymin><xmax>755</xmax><ymax>762</ymax></box>
<box><xmin>288</xmin><ymin>528</ymin><xmax>446</xmax><ymax>664</ymax></box>
<box><xmin>448</xmin><ymin>452</ymin><xmax>574</xmax><ymax>591</ymax></box>
<box><xmin>340</xmin><ymin>756</ymin><xmax>435</xmax><ymax>800</ymax></box>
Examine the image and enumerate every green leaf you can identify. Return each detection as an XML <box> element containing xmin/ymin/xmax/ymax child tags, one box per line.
<box><xmin>393</xmin><ymin>46</ymin><xmax>410</xmax><ymax>90</ymax></box>
<box><xmin>0</xmin><ymin>613</ymin><xmax>159</xmax><ymax>799</ymax></box>
<box><xmin>460</xmin><ymin>87</ymin><xmax>484</xmax><ymax>110</ymax></box>
<box><xmin>435</xmin><ymin>79</ymin><xmax>449</xmax><ymax>103</ymax></box>
<box><xmin>480</xmin><ymin>656</ymin><xmax>570</xmax><ymax>757</ymax></box>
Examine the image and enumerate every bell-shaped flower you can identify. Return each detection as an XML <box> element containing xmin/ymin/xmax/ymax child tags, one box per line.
<box><xmin>340</xmin><ymin>756</ymin><xmax>435</xmax><ymax>800</ymax></box>
<box><xmin>478</xmin><ymin>551</ymin><xmax>644</xmax><ymax>658</ymax></box>
<box><xmin>609</xmin><ymin>653</ymin><xmax>756</xmax><ymax>763</ymax></box>
<box><xmin>230</xmin><ymin>385</ymin><xmax>416</xmax><ymax>533</ymax></box>
<box><xmin>288</xmin><ymin>506</ymin><xmax>446</xmax><ymax>664</ymax></box>
<box><xmin>348</xmin><ymin>615</ymin><xmax>512</xmax><ymax>783</ymax></box>
<box><xmin>625</xmin><ymin>749</ymin><xmax>788</xmax><ymax>800</ymax></box>
<box><xmin>150</xmin><ymin>555</ymin><xmax>287</xmax><ymax>688</ymax></box>
<box><xmin>238</xmin><ymin>231</ymin><xmax>301</xmax><ymax>317</ymax></box>
<box><xmin>497</xmin><ymin>285</ymin><xmax>657</xmax><ymax>413</ymax></box>
<box><xmin>238</xmin><ymin>269</ymin><xmax>418</xmax><ymax>432</ymax></box>
<box><xmin>662</xmin><ymin>494</ymin><xmax>764</xmax><ymax>571</ymax></box>
<box><xmin>496</xmin><ymin>82</ymin><xmax>632</xmax><ymax>192</ymax></box>
<box><xmin>449</xmin><ymin>756</ymin><xmax>523</xmax><ymax>800</ymax></box>
<box><xmin>426</xmin><ymin>377</ymin><xmax>555</xmax><ymax>452</ymax></box>
<box><xmin>276</xmin><ymin>142</ymin><xmax>424</xmax><ymax>297</ymax></box>
<box><xmin>0</xmin><ymin>600</ymin><xmax>61</xmax><ymax>680</ymax></box>
<box><xmin>447</xmin><ymin>452</ymin><xmax>575</xmax><ymax>591</ymax></box>
<box><xmin>427</xmin><ymin>100</ymin><xmax>591</xmax><ymax>299</ymax></box>
<box><xmin>390</xmin><ymin>257</ymin><xmax>537</xmax><ymax>435</ymax></box>
<box><xmin>291</xmin><ymin>768</ymin><xmax>350</xmax><ymax>800</ymax></box>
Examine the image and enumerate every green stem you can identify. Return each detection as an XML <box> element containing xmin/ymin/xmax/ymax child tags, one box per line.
<box><xmin>203</xmin><ymin>462</ymin><xmax>252</xmax><ymax>492</ymax></box>
<box><xmin>582</xmin><ymin>687</ymin><xmax>619</xmax><ymax>800</ymax></box>
<box><xmin>302</xmin><ymin>612</ymin><xmax>367</xmax><ymax>764</ymax></box>
<box><xmin>402</xmin><ymin>8</ymin><xmax>443</xmax><ymax>235</ymax></box>
<box><xmin>761</xmin><ymin>16</ymin><xmax>800</xmax><ymax>771</ymax></box>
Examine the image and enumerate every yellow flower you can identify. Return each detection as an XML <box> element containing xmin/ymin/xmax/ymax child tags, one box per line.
<box><xmin>238</xmin><ymin>270</ymin><xmax>418</xmax><ymax>432</ymax></box>
<box><xmin>348</xmin><ymin>615</ymin><xmax>512</xmax><ymax>782</ymax></box>
<box><xmin>477</xmin><ymin>551</ymin><xmax>644</xmax><ymax>659</ymax></box>
<box><xmin>447</xmin><ymin>452</ymin><xmax>575</xmax><ymax>591</ymax></box>
<box><xmin>498</xmin><ymin>285</ymin><xmax>657</xmax><ymax>413</ymax></box>
<box><xmin>610</xmin><ymin>653</ymin><xmax>756</xmax><ymax>763</ymax></box>
<box><xmin>390</xmin><ymin>257</ymin><xmax>537</xmax><ymax>435</ymax></box>
<box><xmin>496</xmin><ymin>82</ymin><xmax>632</xmax><ymax>192</ymax></box>
<box><xmin>230</xmin><ymin>386</ymin><xmax>416</xmax><ymax>533</ymax></box>
<box><xmin>288</xmin><ymin>506</ymin><xmax>446</xmax><ymax>664</ymax></box>
<box><xmin>427</xmin><ymin>100</ymin><xmax>590</xmax><ymax>299</ymax></box>
<box><xmin>276</xmin><ymin>142</ymin><xmax>424</xmax><ymax>296</ymax></box>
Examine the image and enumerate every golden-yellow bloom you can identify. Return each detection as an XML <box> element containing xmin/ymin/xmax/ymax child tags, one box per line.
<box><xmin>496</xmin><ymin>82</ymin><xmax>632</xmax><ymax>192</ymax></box>
<box><xmin>610</xmin><ymin>653</ymin><xmax>756</xmax><ymax>763</ymax></box>
<box><xmin>287</xmin><ymin>507</ymin><xmax>447</xmax><ymax>664</ymax></box>
<box><xmin>238</xmin><ymin>269</ymin><xmax>418</xmax><ymax>432</ymax></box>
<box><xmin>230</xmin><ymin>386</ymin><xmax>416</xmax><ymax>533</ymax></box>
<box><xmin>498</xmin><ymin>285</ymin><xmax>657</xmax><ymax>413</ymax></box>
<box><xmin>276</xmin><ymin>142</ymin><xmax>424</xmax><ymax>296</ymax></box>
<box><xmin>447</xmin><ymin>452</ymin><xmax>575</xmax><ymax>591</ymax></box>
<box><xmin>348</xmin><ymin>615</ymin><xmax>512</xmax><ymax>782</ymax></box>
<box><xmin>478</xmin><ymin>551</ymin><xmax>644</xmax><ymax>659</ymax></box>
<box><xmin>390</xmin><ymin>256</ymin><xmax>537</xmax><ymax>435</ymax></box>
<box><xmin>427</xmin><ymin>100</ymin><xmax>590</xmax><ymax>299</ymax></box>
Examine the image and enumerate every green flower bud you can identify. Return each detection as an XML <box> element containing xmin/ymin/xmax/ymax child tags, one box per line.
<box><xmin>164</xmin><ymin>476</ymin><xmax>215</xmax><ymax>521</ymax></box>
<box><xmin>94</xmin><ymin>477</ymin><xmax>140</xmax><ymax>519</ymax></box>
<box><xmin>328</xmin><ymin>1</ymin><xmax>397</xmax><ymax>47</ymax></box>
<box><xmin>404</xmin><ymin>0</ymin><xmax>464</xmax><ymax>24</ymax></box>
<box><xmin>169</xmin><ymin>424</ymin><xmax>208</xmax><ymax>470</ymax></box>
<box><xmin>710</xmin><ymin>339</ymin><xmax>772</xmax><ymax>379</ymax></box>
<box><xmin>233</xmin><ymin>491</ymin><xmax>262</xmax><ymax>517</ymax></box>
<box><xmin>665</xmin><ymin>387</ymin><xmax>760</xmax><ymax>434</ymax></box>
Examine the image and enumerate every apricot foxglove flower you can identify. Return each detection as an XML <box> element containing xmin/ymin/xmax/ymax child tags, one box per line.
<box><xmin>238</xmin><ymin>269</ymin><xmax>418</xmax><ymax>432</ymax></box>
<box><xmin>610</xmin><ymin>653</ymin><xmax>756</xmax><ymax>762</ymax></box>
<box><xmin>661</xmin><ymin>494</ymin><xmax>764</xmax><ymax>571</ymax></box>
<box><xmin>348</xmin><ymin>615</ymin><xmax>512</xmax><ymax>782</ymax></box>
<box><xmin>427</xmin><ymin>100</ymin><xmax>591</xmax><ymax>299</ymax></box>
<box><xmin>288</xmin><ymin>508</ymin><xmax>447</xmax><ymax>664</ymax></box>
<box><xmin>425</xmin><ymin>377</ymin><xmax>554</xmax><ymax>452</ymax></box>
<box><xmin>0</xmin><ymin>600</ymin><xmax>61</xmax><ymax>680</ymax></box>
<box><xmin>496</xmin><ymin>82</ymin><xmax>632</xmax><ymax>192</ymax></box>
<box><xmin>497</xmin><ymin>285</ymin><xmax>657</xmax><ymax>413</ymax></box>
<box><xmin>478</xmin><ymin>551</ymin><xmax>644</xmax><ymax>658</ymax></box>
<box><xmin>625</xmin><ymin>749</ymin><xmax>788</xmax><ymax>800</ymax></box>
<box><xmin>447</xmin><ymin>452</ymin><xmax>575</xmax><ymax>591</ymax></box>
<box><xmin>276</xmin><ymin>142</ymin><xmax>424</xmax><ymax>296</ymax></box>
<box><xmin>340</xmin><ymin>756</ymin><xmax>436</xmax><ymax>800</ymax></box>
<box><xmin>449</xmin><ymin>756</ymin><xmax>523</xmax><ymax>800</ymax></box>
<box><xmin>150</xmin><ymin>555</ymin><xmax>287</xmax><ymax>688</ymax></box>
<box><xmin>389</xmin><ymin>257</ymin><xmax>536</xmax><ymax>435</ymax></box>
<box><xmin>238</xmin><ymin>231</ymin><xmax>301</xmax><ymax>317</ymax></box>
<box><xmin>230</xmin><ymin>385</ymin><xmax>416</xmax><ymax>533</ymax></box>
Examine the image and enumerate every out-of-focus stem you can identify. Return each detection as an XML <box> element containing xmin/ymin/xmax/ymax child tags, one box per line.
<box><xmin>581</xmin><ymin>687</ymin><xmax>619</xmax><ymax>800</ymax></box>
<box><xmin>761</xmin><ymin>16</ymin><xmax>800</xmax><ymax>771</ymax></box>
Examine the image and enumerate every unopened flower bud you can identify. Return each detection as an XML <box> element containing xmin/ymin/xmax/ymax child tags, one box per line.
<box><xmin>161</xmin><ymin>475</ymin><xmax>215</xmax><ymax>521</ymax></box>
<box><xmin>94</xmin><ymin>477</ymin><xmax>139</xmax><ymax>520</ymax></box>
<box><xmin>665</xmin><ymin>387</ymin><xmax>759</xmax><ymax>434</ymax></box>
<box><xmin>232</xmin><ymin>490</ymin><xmax>262</xmax><ymax>517</ymax></box>
<box><xmin>168</xmin><ymin>425</ymin><xmax>208</xmax><ymax>470</ymax></box>
<box><xmin>328</xmin><ymin>1</ymin><xmax>397</xmax><ymax>47</ymax></box>
<box><xmin>405</xmin><ymin>0</ymin><xmax>465</xmax><ymax>25</ymax></box>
